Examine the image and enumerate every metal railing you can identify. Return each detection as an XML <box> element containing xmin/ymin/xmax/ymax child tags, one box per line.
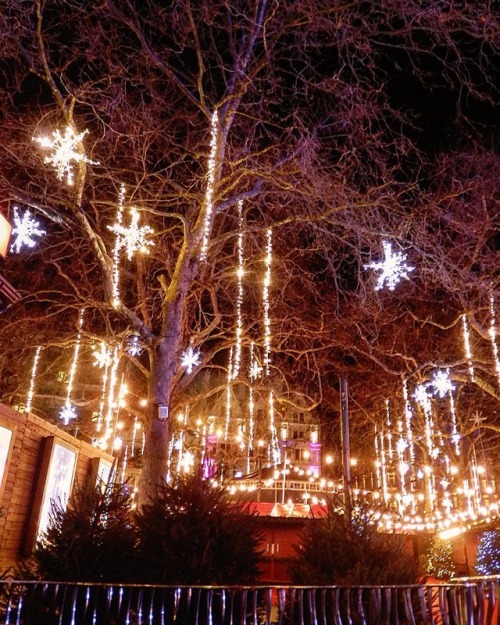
<box><xmin>0</xmin><ymin>578</ymin><xmax>499</xmax><ymax>625</ymax></box>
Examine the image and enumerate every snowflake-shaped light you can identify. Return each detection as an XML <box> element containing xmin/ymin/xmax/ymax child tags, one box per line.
<box><xmin>35</xmin><ymin>126</ymin><xmax>97</xmax><ymax>186</ymax></box>
<box><xmin>127</xmin><ymin>334</ymin><xmax>143</xmax><ymax>357</ymax></box>
<box><xmin>364</xmin><ymin>240</ymin><xmax>415</xmax><ymax>291</ymax></box>
<box><xmin>59</xmin><ymin>403</ymin><xmax>77</xmax><ymax>425</ymax></box>
<box><xmin>430</xmin><ymin>369</ymin><xmax>455</xmax><ymax>398</ymax></box>
<box><xmin>181</xmin><ymin>346</ymin><xmax>201</xmax><ymax>374</ymax></box>
<box><xmin>249</xmin><ymin>361</ymin><xmax>262</xmax><ymax>381</ymax></box>
<box><xmin>413</xmin><ymin>383</ymin><xmax>432</xmax><ymax>412</ymax></box>
<box><xmin>93</xmin><ymin>341</ymin><xmax>111</xmax><ymax>368</ymax></box>
<box><xmin>109</xmin><ymin>207</ymin><xmax>154</xmax><ymax>261</ymax></box>
<box><xmin>10</xmin><ymin>206</ymin><xmax>46</xmax><ymax>253</ymax></box>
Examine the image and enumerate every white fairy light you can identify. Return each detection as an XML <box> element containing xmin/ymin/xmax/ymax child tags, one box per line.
<box><xmin>402</xmin><ymin>380</ymin><xmax>415</xmax><ymax>466</ymax></box>
<box><xmin>95</xmin><ymin>347</ymin><xmax>111</xmax><ymax>434</ymax></box>
<box><xmin>35</xmin><ymin>125</ymin><xmax>97</xmax><ymax>186</ymax></box>
<box><xmin>489</xmin><ymin>291</ymin><xmax>500</xmax><ymax>386</ymax></box>
<box><xmin>25</xmin><ymin>346</ymin><xmax>42</xmax><ymax>414</ymax></box>
<box><xmin>233</xmin><ymin>200</ymin><xmax>244</xmax><ymax>379</ymax></box>
<box><xmin>263</xmin><ymin>229</ymin><xmax>272</xmax><ymax>375</ymax></box>
<box><xmin>461</xmin><ymin>314</ymin><xmax>475</xmax><ymax>382</ymax></box>
<box><xmin>224</xmin><ymin>347</ymin><xmax>233</xmax><ymax>443</ymax></box>
<box><xmin>247</xmin><ymin>344</ymin><xmax>256</xmax><ymax>474</ymax></box>
<box><xmin>59</xmin><ymin>309</ymin><xmax>84</xmax><ymax>426</ymax></box>
<box><xmin>126</xmin><ymin>334</ymin><xmax>143</xmax><ymax>357</ymax></box>
<box><xmin>10</xmin><ymin>206</ymin><xmax>46</xmax><ymax>253</ymax></box>
<box><xmin>385</xmin><ymin>399</ymin><xmax>393</xmax><ymax>461</ymax></box>
<box><xmin>430</xmin><ymin>369</ymin><xmax>455</xmax><ymax>398</ymax></box>
<box><xmin>364</xmin><ymin>240</ymin><xmax>414</xmax><ymax>291</ymax></box>
<box><xmin>200</xmin><ymin>110</ymin><xmax>219</xmax><ymax>261</ymax></box>
<box><xmin>181</xmin><ymin>345</ymin><xmax>201</xmax><ymax>374</ymax></box>
<box><xmin>93</xmin><ymin>341</ymin><xmax>111</xmax><ymax>368</ymax></box>
<box><xmin>111</xmin><ymin>185</ymin><xmax>126</xmax><ymax>308</ymax></box>
<box><xmin>109</xmin><ymin>206</ymin><xmax>154</xmax><ymax>261</ymax></box>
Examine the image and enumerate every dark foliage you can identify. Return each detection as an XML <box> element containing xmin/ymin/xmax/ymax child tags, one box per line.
<box><xmin>28</xmin><ymin>478</ymin><xmax>138</xmax><ymax>583</ymax></box>
<box><xmin>135</xmin><ymin>472</ymin><xmax>264</xmax><ymax>584</ymax></box>
<box><xmin>290</xmin><ymin>498</ymin><xmax>422</xmax><ymax>585</ymax></box>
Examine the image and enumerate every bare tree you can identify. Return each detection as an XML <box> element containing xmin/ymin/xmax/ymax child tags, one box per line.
<box><xmin>0</xmin><ymin>0</ymin><xmax>498</xmax><ymax>503</ymax></box>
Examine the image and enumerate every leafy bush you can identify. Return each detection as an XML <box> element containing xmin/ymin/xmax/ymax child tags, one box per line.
<box><xmin>289</xmin><ymin>498</ymin><xmax>422</xmax><ymax>585</ymax></box>
<box><xmin>28</xmin><ymin>478</ymin><xmax>138</xmax><ymax>582</ymax></box>
<box><xmin>135</xmin><ymin>472</ymin><xmax>264</xmax><ymax>584</ymax></box>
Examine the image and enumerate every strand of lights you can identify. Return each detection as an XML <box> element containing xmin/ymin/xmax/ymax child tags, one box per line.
<box><xmin>364</xmin><ymin>240</ymin><xmax>415</xmax><ymax>291</ymax></box>
<box><xmin>385</xmin><ymin>399</ymin><xmax>393</xmax><ymax>461</ymax></box>
<box><xmin>224</xmin><ymin>348</ymin><xmax>233</xmax><ymax>443</ymax></box>
<box><xmin>247</xmin><ymin>342</ymin><xmax>256</xmax><ymax>474</ymax></box>
<box><xmin>200</xmin><ymin>110</ymin><xmax>219</xmax><ymax>261</ymax></box>
<box><xmin>10</xmin><ymin>207</ymin><xmax>46</xmax><ymax>253</ymax></box>
<box><xmin>269</xmin><ymin>390</ymin><xmax>281</xmax><ymax>465</ymax></box>
<box><xmin>121</xmin><ymin>445</ymin><xmax>128</xmax><ymax>483</ymax></box>
<box><xmin>233</xmin><ymin>200</ymin><xmax>244</xmax><ymax>379</ymax></box>
<box><xmin>111</xmin><ymin>184</ymin><xmax>126</xmax><ymax>308</ymax></box>
<box><xmin>414</xmin><ymin>383</ymin><xmax>437</xmax><ymax>459</ymax></box>
<box><xmin>35</xmin><ymin>125</ymin><xmax>97</xmax><ymax>186</ymax></box>
<box><xmin>446</xmin><ymin>368</ymin><xmax>461</xmax><ymax>454</ymax></box>
<box><xmin>374</xmin><ymin>425</ymin><xmax>382</xmax><ymax>490</ymax></box>
<box><xmin>489</xmin><ymin>291</ymin><xmax>500</xmax><ymax>386</ymax></box>
<box><xmin>461</xmin><ymin>314</ymin><xmax>475</xmax><ymax>382</ymax></box>
<box><xmin>379</xmin><ymin>425</ymin><xmax>389</xmax><ymax>503</ymax></box>
<box><xmin>263</xmin><ymin>229</ymin><xmax>272</xmax><ymax>375</ymax></box>
<box><xmin>101</xmin><ymin>345</ymin><xmax>120</xmax><ymax>449</ymax></box>
<box><xmin>402</xmin><ymin>380</ymin><xmax>415</xmax><ymax>466</ymax></box>
<box><xmin>93</xmin><ymin>341</ymin><xmax>111</xmax><ymax>434</ymax></box>
<box><xmin>59</xmin><ymin>309</ymin><xmax>84</xmax><ymax>425</ymax></box>
<box><xmin>396</xmin><ymin>415</ymin><xmax>408</xmax><ymax>501</ymax></box>
<box><xmin>176</xmin><ymin>407</ymin><xmax>188</xmax><ymax>474</ymax></box>
<box><xmin>25</xmin><ymin>346</ymin><xmax>42</xmax><ymax>414</ymax></box>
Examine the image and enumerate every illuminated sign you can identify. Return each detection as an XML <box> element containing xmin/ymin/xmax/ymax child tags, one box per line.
<box><xmin>0</xmin><ymin>213</ymin><xmax>12</xmax><ymax>259</ymax></box>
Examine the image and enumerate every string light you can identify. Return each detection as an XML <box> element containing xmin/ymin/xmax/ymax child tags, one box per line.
<box><xmin>364</xmin><ymin>240</ymin><xmax>415</xmax><ymax>291</ymax></box>
<box><xmin>25</xmin><ymin>346</ymin><xmax>42</xmax><ymax>414</ymax></box>
<box><xmin>200</xmin><ymin>110</ymin><xmax>219</xmax><ymax>261</ymax></box>
<box><xmin>233</xmin><ymin>200</ymin><xmax>244</xmax><ymax>379</ymax></box>
<box><xmin>35</xmin><ymin>125</ymin><xmax>97</xmax><ymax>186</ymax></box>
<box><xmin>10</xmin><ymin>206</ymin><xmax>46</xmax><ymax>253</ymax></box>
<box><xmin>59</xmin><ymin>309</ymin><xmax>84</xmax><ymax>425</ymax></box>
<box><xmin>224</xmin><ymin>348</ymin><xmax>233</xmax><ymax>443</ymax></box>
<box><xmin>263</xmin><ymin>229</ymin><xmax>272</xmax><ymax>375</ymax></box>
<box><xmin>180</xmin><ymin>345</ymin><xmax>201</xmax><ymax>374</ymax></box>
<box><xmin>489</xmin><ymin>291</ymin><xmax>500</xmax><ymax>386</ymax></box>
<box><xmin>461</xmin><ymin>314</ymin><xmax>475</xmax><ymax>382</ymax></box>
<box><xmin>247</xmin><ymin>342</ymin><xmax>256</xmax><ymax>473</ymax></box>
<box><xmin>95</xmin><ymin>346</ymin><xmax>111</xmax><ymax>434</ymax></box>
<box><xmin>111</xmin><ymin>184</ymin><xmax>126</xmax><ymax>308</ymax></box>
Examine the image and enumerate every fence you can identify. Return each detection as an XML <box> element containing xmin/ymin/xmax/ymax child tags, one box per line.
<box><xmin>0</xmin><ymin>578</ymin><xmax>499</xmax><ymax>625</ymax></box>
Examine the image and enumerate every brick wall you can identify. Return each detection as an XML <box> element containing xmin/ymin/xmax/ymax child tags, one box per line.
<box><xmin>0</xmin><ymin>403</ymin><xmax>114</xmax><ymax>573</ymax></box>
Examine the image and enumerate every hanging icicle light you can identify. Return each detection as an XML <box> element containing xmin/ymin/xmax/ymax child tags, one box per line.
<box><xmin>233</xmin><ymin>200</ymin><xmax>244</xmax><ymax>379</ymax></box>
<box><xmin>489</xmin><ymin>291</ymin><xmax>500</xmax><ymax>386</ymax></box>
<box><xmin>35</xmin><ymin>125</ymin><xmax>97</xmax><ymax>186</ymax></box>
<box><xmin>200</xmin><ymin>110</ymin><xmax>219</xmax><ymax>261</ymax></box>
<box><xmin>25</xmin><ymin>346</ymin><xmax>42</xmax><ymax>414</ymax></box>
<box><xmin>224</xmin><ymin>347</ymin><xmax>233</xmax><ymax>443</ymax></box>
<box><xmin>461</xmin><ymin>314</ymin><xmax>476</xmax><ymax>382</ymax></box>
<box><xmin>111</xmin><ymin>184</ymin><xmax>126</xmax><ymax>309</ymax></box>
<box><xmin>10</xmin><ymin>206</ymin><xmax>46</xmax><ymax>253</ymax></box>
<box><xmin>59</xmin><ymin>309</ymin><xmax>84</xmax><ymax>425</ymax></box>
<box><xmin>364</xmin><ymin>240</ymin><xmax>415</xmax><ymax>291</ymax></box>
<box><xmin>263</xmin><ymin>229</ymin><xmax>272</xmax><ymax>375</ymax></box>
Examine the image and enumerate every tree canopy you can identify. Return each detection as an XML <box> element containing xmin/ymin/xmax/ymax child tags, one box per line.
<box><xmin>0</xmin><ymin>0</ymin><xmax>499</xmax><ymax>502</ymax></box>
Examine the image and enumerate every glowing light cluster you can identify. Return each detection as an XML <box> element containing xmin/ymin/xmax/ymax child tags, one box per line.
<box><xmin>364</xmin><ymin>240</ymin><xmax>415</xmax><ymax>291</ymax></box>
<box><xmin>200</xmin><ymin>110</ymin><xmax>219</xmax><ymax>261</ymax></box>
<box><xmin>10</xmin><ymin>207</ymin><xmax>46</xmax><ymax>253</ymax></box>
<box><xmin>35</xmin><ymin>125</ymin><xmax>97</xmax><ymax>186</ymax></box>
<box><xmin>263</xmin><ymin>229</ymin><xmax>273</xmax><ymax>375</ymax></box>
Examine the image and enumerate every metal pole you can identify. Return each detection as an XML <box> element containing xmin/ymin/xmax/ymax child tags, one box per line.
<box><xmin>340</xmin><ymin>374</ymin><xmax>352</xmax><ymax>515</ymax></box>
